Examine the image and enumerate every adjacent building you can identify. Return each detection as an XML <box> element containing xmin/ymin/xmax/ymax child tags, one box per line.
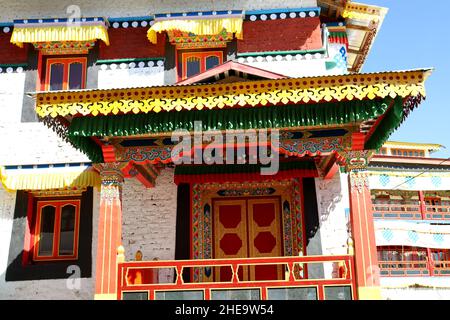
<box><xmin>369</xmin><ymin>142</ymin><xmax>450</xmax><ymax>299</ymax></box>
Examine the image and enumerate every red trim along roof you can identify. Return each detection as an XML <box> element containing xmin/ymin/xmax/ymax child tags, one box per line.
<box><xmin>176</xmin><ymin>60</ymin><xmax>287</xmax><ymax>85</ymax></box>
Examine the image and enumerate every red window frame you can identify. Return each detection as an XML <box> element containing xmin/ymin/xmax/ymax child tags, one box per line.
<box><xmin>43</xmin><ymin>57</ymin><xmax>87</xmax><ymax>91</ymax></box>
<box><xmin>178</xmin><ymin>50</ymin><xmax>223</xmax><ymax>81</ymax></box>
<box><xmin>32</xmin><ymin>199</ymin><xmax>81</xmax><ymax>261</ymax></box>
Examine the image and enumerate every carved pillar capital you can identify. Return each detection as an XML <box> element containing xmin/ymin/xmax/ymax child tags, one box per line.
<box><xmin>349</xmin><ymin>171</ymin><xmax>370</xmax><ymax>194</ymax></box>
<box><xmin>94</xmin><ymin>162</ymin><xmax>126</xmax><ymax>186</ymax></box>
<box><xmin>336</xmin><ymin>150</ymin><xmax>374</xmax><ymax>173</ymax></box>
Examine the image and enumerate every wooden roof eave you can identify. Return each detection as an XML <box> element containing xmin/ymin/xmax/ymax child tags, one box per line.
<box><xmin>31</xmin><ymin>69</ymin><xmax>432</xmax><ymax>120</ymax></box>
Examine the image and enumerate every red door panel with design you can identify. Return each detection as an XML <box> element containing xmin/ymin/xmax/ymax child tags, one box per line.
<box><xmin>213</xmin><ymin>197</ymin><xmax>282</xmax><ymax>282</ymax></box>
<box><xmin>248</xmin><ymin>199</ymin><xmax>283</xmax><ymax>281</ymax></box>
<box><xmin>213</xmin><ymin>201</ymin><xmax>247</xmax><ymax>282</ymax></box>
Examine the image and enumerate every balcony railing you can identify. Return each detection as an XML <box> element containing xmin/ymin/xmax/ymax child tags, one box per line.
<box><xmin>373</xmin><ymin>203</ymin><xmax>450</xmax><ymax>220</ymax></box>
<box><xmin>425</xmin><ymin>205</ymin><xmax>450</xmax><ymax>220</ymax></box>
<box><xmin>117</xmin><ymin>255</ymin><xmax>356</xmax><ymax>300</ymax></box>
<box><xmin>373</xmin><ymin>203</ymin><xmax>421</xmax><ymax>220</ymax></box>
<box><xmin>379</xmin><ymin>260</ymin><xmax>450</xmax><ymax>277</ymax></box>
<box><xmin>433</xmin><ymin>261</ymin><xmax>450</xmax><ymax>276</ymax></box>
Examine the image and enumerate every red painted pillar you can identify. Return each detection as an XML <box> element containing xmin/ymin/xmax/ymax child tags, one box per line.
<box><xmin>94</xmin><ymin>163</ymin><xmax>124</xmax><ymax>300</ymax></box>
<box><xmin>426</xmin><ymin>248</ymin><xmax>434</xmax><ymax>276</ymax></box>
<box><xmin>418</xmin><ymin>191</ymin><xmax>427</xmax><ymax>220</ymax></box>
<box><xmin>348</xmin><ymin>171</ymin><xmax>381</xmax><ymax>300</ymax></box>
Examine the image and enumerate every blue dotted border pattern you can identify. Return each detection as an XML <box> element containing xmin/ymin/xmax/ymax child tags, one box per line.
<box><xmin>245</xmin><ymin>7</ymin><xmax>321</xmax><ymax>21</ymax></box>
<box><xmin>0</xmin><ymin>64</ymin><xmax>27</xmax><ymax>74</ymax></box>
<box><xmin>4</xmin><ymin>162</ymin><xmax>91</xmax><ymax>170</ymax></box>
<box><xmin>0</xmin><ymin>22</ymin><xmax>13</xmax><ymax>33</ymax></box>
<box><xmin>154</xmin><ymin>10</ymin><xmax>243</xmax><ymax>19</ymax></box>
<box><xmin>13</xmin><ymin>17</ymin><xmax>105</xmax><ymax>24</ymax></box>
<box><xmin>108</xmin><ymin>16</ymin><xmax>154</xmax><ymax>29</ymax></box>
<box><xmin>97</xmin><ymin>58</ymin><xmax>165</xmax><ymax>70</ymax></box>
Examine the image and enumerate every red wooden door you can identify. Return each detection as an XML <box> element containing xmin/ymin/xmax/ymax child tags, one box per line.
<box><xmin>213</xmin><ymin>200</ymin><xmax>248</xmax><ymax>282</ymax></box>
<box><xmin>213</xmin><ymin>197</ymin><xmax>283</xmax><ymax>282</ymax></box>
<box><xmin>248</xmin><ymin>198</ymin><xmax>283</xmax><ymax>281</ymax></box>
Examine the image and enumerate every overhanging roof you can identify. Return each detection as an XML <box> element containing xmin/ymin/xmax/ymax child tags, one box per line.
<box><xmin>0</xmin><ymin>163</ymin><xmax>100</xmax><ymax>192</ymax></box>
<box><xmin>370</xmin><ymin>155</ymin><xmax>450</xmax><ymax>168</ymax></box>
<box><xmin>382</xmin><ymin>141</ymin><xmax>443</xmax><ymax>152</ymax></box>
<box><xmin>176</xmin><ymin>60</ymin><xmax>286</xmax><ymax>85</ymax></box>
<box><xmin>319</xmin><ymin>0</ymin><xmax>388</xmax><ymax>72</ymax></box>
<box><xmin>33</xmin><ymin>68</ymin><xmax>431</xmax><ymax>118</ymax></box>
<box><xmin>31</xmin><ymin>68</ymin><xmax>432</xmax><ymax>164</ymax></box>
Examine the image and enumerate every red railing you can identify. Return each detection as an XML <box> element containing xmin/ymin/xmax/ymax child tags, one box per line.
<box><xmin>373</xmin><ymin>203</ymin><xmax>450</xmax><ymax>220</ymax></box>
<box><xmin>432</xmin><ymin>261</ymin><xmax>450</xmax><ymax>276</ymax></box>
<box><xmin>379</xmin><ymin>260</ymin><xmax>450</xmax><ymax>277</ymax></box>
<box><xmin>425</xmin><ymin>205</ymin><xmax>450</xmax><ymax>220</ymax></box>
<box><xmin>379</xmin><ymin>260</ymin><xmax>429</xmax><ymax>277</ymax></box>
<box><xmin>372</xmin><ymin>203</ymin><xmax>421</xmax><ymax>220</ymax></box>
<box><xmin>117</xmin><ymin>255</ymin><xmax>356</xmax><ymax>300</ymax></box>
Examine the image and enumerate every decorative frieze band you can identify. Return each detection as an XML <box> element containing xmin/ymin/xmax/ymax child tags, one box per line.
<box><xmin>108</xmin><ymin>16</ymin><xmax>154</xmax><ymax>29</ymax></box>
<box><xmin>0</xmin><ymin>23</ymin><xmax>12</xmax><ymax>33</ymax></box>
<box><xmin>245</xmin><ymin>7</ymin><xmax>321</xmax><ymax>21</ymax></box>
<box><xmin>0</xmin><ymin>64</ymin><xmax>26</xmax><ymax>73</ymax></box>
<box><xmin>237</xmin><ymin>51</ymin><xmax>326</xmax><ymax>63</ymax></box>
<box><xmin>97</xmin><ymin>58</ymin><xmax>165</xmax><ymax>70</ymax></box>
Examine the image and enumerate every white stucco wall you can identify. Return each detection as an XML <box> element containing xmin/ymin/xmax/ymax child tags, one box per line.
<box><xmin>97</xmin><ymin>63</ymin><xmax>165</xmax><ymax>89</ymax></box>
<box><xmin>0</xmin><ymin>72</ymin><xmax>89</xmax><ymax>166</ymax></box>
<box><xmin>0</xmin><ymin>72</ymin><xmax>25</xmax><ymax>124</ymax></box>
<box><xmin>0</xmin><ymin>0</ymin><xmax>318</xmax><ymax>21</ymax></box>
<box><xmin>121</xmin><ymin>168</ymin><xmax>177</xmax><ymax>262</ymax></box>
<box><xmin>0</xmin><ymin>187</ymin><xmax>99</xmax><ymax>300</ymax></box>
<box><xmin>240</xmin><ymin>57</ymin><xmax>328</xmax><ymax>78</ymax></box>
<box><xmin>382</xmin><ymin>287</ymin><xmax>450</xmax><ymax>300</ymax></box>
<box><xmin>0</xmin><ymin>123</ymin><xmax>90</xmax><ymax>166</ymax></box>
<box><xmin>314</xmin><ymin>172</ymin><xmax>350</xmax><ymax>278</ymax></box>
<box><xmin>0</xmin><ymin>187</ymin><xmax>16</xmax><ymax>290</ymax></box>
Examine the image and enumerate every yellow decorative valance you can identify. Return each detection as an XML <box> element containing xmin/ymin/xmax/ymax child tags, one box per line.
<box><xmin>0</xmin><ymin>165</ymin><xmax>100</xmax><ymax>192</ymax></box>
<box><xmin>11</xmin><ymin>24</ymin><xmax>109</xmax><ymax>48</ymax></box>
<box><xmin>342</xmin><ymin>3</ymin><xmax>386</xmax><ymax>22</ymax></box>
<box><xmin>34</xmin><ymin>69</ymin><xmax>431</xmax><ymax>118</ymax></box>
<box><xmin>147</xmin><ymin>17</ymin><xmax>243</xmax><ymax>44</ymax></box>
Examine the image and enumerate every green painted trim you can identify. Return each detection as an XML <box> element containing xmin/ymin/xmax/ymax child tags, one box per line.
<box><xmin>329</xmin><ymin>32</ymin><xmax>347</xmax><ymax>37</ymax></box>
<box><xmin>67</xmin><ymin>98</ymin><xmax>394</xmax><ymax>163</ymax></box>
<box><xmin>69</xmin><ymin>136</ymin><xmax>104</xmax><ymax>164</ymax></box>
<box><xmin>0</xmin><ymin>63</ymin><xmax>27</xmax><ymax>68</ymax></box>
<box><xmin>68</xmin><ymin>98</ymin><xmax>392</xmax><ymax>138</ymax></box>
<box><xmin>365</xmin><ymin>97</ymin><xmax>404</xmax><ymax>150</ymax></box>
<box><xmin>96</xmin><ymin>57</ymin><xmax>165</xmax><ymax>65</ymax></box>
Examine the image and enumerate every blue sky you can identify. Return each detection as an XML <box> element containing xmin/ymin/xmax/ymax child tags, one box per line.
<box><xmin>362</xmin><ymin>0</ymin><xmax>450</xmax><ymax>158</ymax></box>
